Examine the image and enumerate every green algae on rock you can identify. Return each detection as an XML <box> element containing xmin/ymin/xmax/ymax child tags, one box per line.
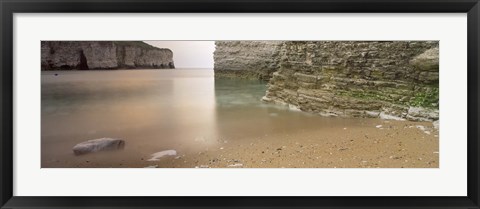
<box><xmin>214</xmin><ymin>41</ymin><xmax>439</xmax><ymax>121</ymax></box>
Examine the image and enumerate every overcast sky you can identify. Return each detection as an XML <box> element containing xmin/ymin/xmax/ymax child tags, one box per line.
<box><xmin>144</xmin><ymin>41</ymin><xmax>215</xmax><ymax>68</ymax></box>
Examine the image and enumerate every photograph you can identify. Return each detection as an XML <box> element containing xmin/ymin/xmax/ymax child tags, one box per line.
<box><xmin>40</xmin><ymin>40</ymin><xmax>439</xmax><ymax>168</ymax></box>
<box><xmin>2</xmin><ymin>0</ymin><xmax>477</xmax><ymax>207</ymax></box>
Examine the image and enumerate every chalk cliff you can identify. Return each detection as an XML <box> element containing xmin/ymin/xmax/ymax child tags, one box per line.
<box><xmin>214</xmin><ymin>41</ymin><xmax>439</xmax><ymax>121</ymax></box>
<box><xmin>41</xmin><ymin>41</ymin><xmax>174</xmax><ymax>70</ymax></box>
<box><xmin>214</xmin><ymin>41</ymin><xmax>283</xmax><ymax>80</ymax></box>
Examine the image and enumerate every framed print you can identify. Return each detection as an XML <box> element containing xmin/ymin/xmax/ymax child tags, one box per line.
<box><xmin>1</xmin><ymin>0</ymin><xmax>479</xmax><ymax>208</ymax></box>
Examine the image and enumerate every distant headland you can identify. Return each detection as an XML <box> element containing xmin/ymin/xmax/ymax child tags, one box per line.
<box><xmin>41</xmin><ymin>41</ymin><xmax>174</xmax><ymax>70</ymax></box>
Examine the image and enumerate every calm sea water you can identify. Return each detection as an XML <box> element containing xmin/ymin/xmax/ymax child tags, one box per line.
<box><xmin>41</xmin><ymin>69</ymin><xmax>366</xmax><ymax>167</ymax></box>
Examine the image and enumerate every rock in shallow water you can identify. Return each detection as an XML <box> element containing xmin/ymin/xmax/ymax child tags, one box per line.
<box><xmin>72</xmin><ymin>138</ymin><xmax>125</xmax><ymax>155</ymax></box>
<box><xmin>147</xmin><ymin>150</ymin><xmax>177</xmax><ymax>161</ymax></box>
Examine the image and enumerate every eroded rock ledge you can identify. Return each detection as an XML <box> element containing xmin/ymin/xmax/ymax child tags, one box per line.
<box><xmin>41</xmin><ymin>41</ymin><xmax>174</xmax><ymax>70</ymax></box>
<box><xmin>214</xmin><ymin>41</ymin><xmax>439</xmax><ymax>121</ymax></box>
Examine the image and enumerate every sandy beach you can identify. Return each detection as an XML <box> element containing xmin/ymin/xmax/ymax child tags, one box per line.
<box><xmin>43</xmin><ymin>118</ymin><xmax>438</xmax><ymax>168</ymax></box>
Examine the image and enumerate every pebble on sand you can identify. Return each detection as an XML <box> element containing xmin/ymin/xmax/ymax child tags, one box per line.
<box><xmin>433</xmin><ymin>120</ymin><xmax>439</xmax><ymax>130</ymax></box>
<box><xmin>147</xmin><ymin>150</ymin><xmax>177</xmax><ymax>161</ymax></box>
<box><xmin>228</xmin><ymin>163</ymin><xmax>244</xmax><ymax>167</ymax></box>
<box><xmin>416</xmin><ymin>125</ymin><xmax>432</xmax><ymax>135</ymax></box>
<box><xmin>72</xmin><ymin>137</ymin><xmax>125</xmax><ymax>156</ymax></box>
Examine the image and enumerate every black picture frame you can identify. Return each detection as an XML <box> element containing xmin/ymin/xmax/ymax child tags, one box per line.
<box><xmin>1</xmin><ymin>0</ymin><xmax>479</xmax><ymax>208</ymax></box>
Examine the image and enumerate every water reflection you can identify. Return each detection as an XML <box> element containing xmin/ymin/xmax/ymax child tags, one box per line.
<box><xmin>171</xmin><ymin>75</ymin><xmax>218</xmax><ymax>147</ymax></box>
<box><xmin>41</xmin><ymin>69</ymin><xmax>219</xmax><ymax>167</ymax></box>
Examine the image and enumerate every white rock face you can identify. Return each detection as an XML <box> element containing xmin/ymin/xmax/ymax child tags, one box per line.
<box><xmin>214</xmin><ymin>41</ymin><xmax>283</xmax><ymax>80</ymax></box>
<box><xmin>120</xmin><ymin>46</ymin><xmax>174</xmax><ymax>68</ymax></box>
<box><xmin>72</xmin><ymin>138</ymin><xmax>125</xmax><ymax>155</ymax></box>
<box><xmin>407</xmin><ymin>107</ymin><xmax>439</xmax><ymax>121</ymax></box>
<box><xmin>410</xmin><ymin>47</ymin><xmax>439</xmax><ymax>71</ymax></box>
<box><xmin>147</xmin><ymin>150</ymin><xmax>177</xmax><ymax>161</ymax></box>
<box><xmin>41</xmin><ymin>41</ymin><xmax>174</xmax><ymax>70</ymax></box>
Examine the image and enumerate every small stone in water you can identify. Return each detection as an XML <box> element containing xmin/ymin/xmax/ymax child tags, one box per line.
<box><xmin>147</xmin><ymin>150</ymin><xmax>177</xmax><ymax>161</ymax></box>
<box><xmin>72</xmin><ymin>137</ymin><xmax>125</xmax><ymax>155</ymax></box>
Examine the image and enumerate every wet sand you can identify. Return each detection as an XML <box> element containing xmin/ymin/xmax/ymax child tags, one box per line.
<box><xmin>43</xmin><ymin>119</ymin><xmax>438</xmax><ymax>168</ymax></box>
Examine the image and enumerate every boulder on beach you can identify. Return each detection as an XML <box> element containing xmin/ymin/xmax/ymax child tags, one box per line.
<box><xmin>73</xmin><ymin>138</ymin><xmax>125</xmax><ymax>155</ymax></box>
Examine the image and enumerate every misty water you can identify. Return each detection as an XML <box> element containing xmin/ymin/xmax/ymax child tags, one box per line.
<box><xmin>41</xmin><ymin>69</ymin><xmax>384</xmax><ymax>168</ymax></box>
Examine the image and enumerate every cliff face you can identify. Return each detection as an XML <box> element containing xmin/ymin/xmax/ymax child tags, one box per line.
<box><xmin>214</xmin><ymin>41</ymin><xmax>283</xmax><ymax>80</ymax></box>
<box><xmin>41</xmin><ymin>41</ymin><xmax>174</xmax><ymax>70</ymax></box>
<box><xmin>214</xmin><ymin>41</ymin><xmax>439</xmax><ymax>121</ymax></box>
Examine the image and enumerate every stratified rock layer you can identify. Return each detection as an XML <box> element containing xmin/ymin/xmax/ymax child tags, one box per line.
<box><xmin>214</xmin><ymin>41</ymin><xmax>439</xmax><ymax>121</ymax></box>
<box><xmin>214</xmin><ymin>41</ymin><xmax>283</xmax><ymax>80</ymax></box>
<box><xmin>41</xmin><ymin>41</ymin><xmax>174</xmax><ymax>70</ymax></box>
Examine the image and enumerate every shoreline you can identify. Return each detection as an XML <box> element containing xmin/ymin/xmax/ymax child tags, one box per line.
<box><xmin>42</xmin><ymin>119</ymin><xmax>438</xmax><ymax>168</ymax></box>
